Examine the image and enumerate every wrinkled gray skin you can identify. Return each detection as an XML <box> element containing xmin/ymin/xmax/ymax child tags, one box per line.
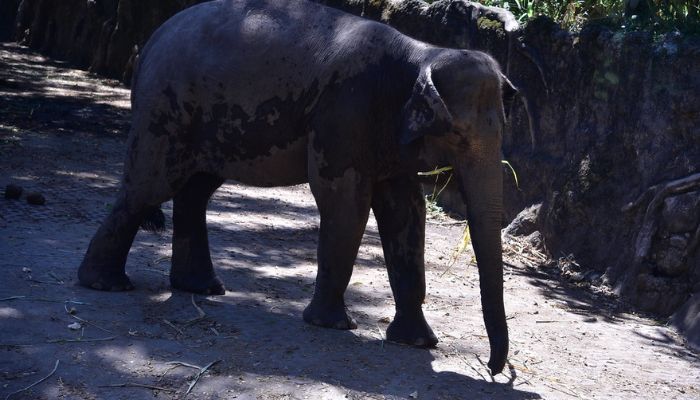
<box><xmin>78</xmin><ymin>0</ymin><xmax>513</xmax><ymax>374</ymax></box>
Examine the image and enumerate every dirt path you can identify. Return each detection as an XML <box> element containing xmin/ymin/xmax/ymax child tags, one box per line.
<box><xmin>1</xmin><ymin>42</ymin><xmax>698</xmax><ymax>400</ymax></box>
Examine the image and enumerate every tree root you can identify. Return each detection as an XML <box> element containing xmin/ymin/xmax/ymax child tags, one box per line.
<box><xmin>629</xmin><ymin>172</ymin><xmax>700</xmax><ymax>263</ymax></box>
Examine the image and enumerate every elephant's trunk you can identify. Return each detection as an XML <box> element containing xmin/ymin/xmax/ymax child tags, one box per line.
<box><xmin>455</xmin><ymin>158</ymin><xmax>508</xmax><ymax>375</ymax></box>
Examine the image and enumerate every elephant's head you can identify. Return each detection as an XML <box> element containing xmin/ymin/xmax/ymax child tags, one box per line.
<box><xmin>401</xmin><ymin>49</ymin><xmax>516</xmax><ymax>375</ymax></box>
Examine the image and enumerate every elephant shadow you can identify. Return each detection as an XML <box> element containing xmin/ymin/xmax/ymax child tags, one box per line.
<box><xmin>111</xmin><ymin>190</ymin><xmax>541</xmax><ymax>399</ymax></box>
<box><xmin>134</xmin><ymin>284</ymin><xmax>541</xmax><ymax>400</ymax></box>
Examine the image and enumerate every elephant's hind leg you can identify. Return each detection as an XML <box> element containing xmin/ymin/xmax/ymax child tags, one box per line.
<box><xmin>170</xmin><ymin>172</ymin><xmax>225</xmax><ymax>295</ymax></box>
<box><xmin>79</xmin><ymin>125</ymin><xmax>184</xmax><ymax>291</ymax></box>
<box><xmin>372</xmin><ymin>175</ymin><xmax>437</xmax><ymax>348</ymax></box>
<box><xmin>78</xmin><ymin>191</ymin><xmax>154</xmax><ymax>291</ymax></box>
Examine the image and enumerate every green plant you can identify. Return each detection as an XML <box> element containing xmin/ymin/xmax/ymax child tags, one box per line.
<box><xmin>418</xmin><ymin>160</ymin><xmax>519</xmax><ymax>275</ymax></box>
<box><xmin>420</xmin><ymin>166</ymin><xmax>453</xmax><ymax>219</ymax></box>
<box><xmin>472</xmin><ymin>1</ymin><xmax>699</xmax><ymax>33</ymax></box>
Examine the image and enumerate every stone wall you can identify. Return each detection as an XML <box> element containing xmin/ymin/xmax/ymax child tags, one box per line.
<box><xmin>512</xmin><ymin>20</ymin><xmax>700</xmax><ymax>319</ymax></box>
<box><xmin>1</xmin><ymin>0</ymin><xmax>698</xmax><ymax>343</ymax></box>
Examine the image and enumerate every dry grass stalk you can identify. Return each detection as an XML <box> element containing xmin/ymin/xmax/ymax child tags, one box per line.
<box><xmin>4</xmin><ymin>360</ymin><xmax>59</xmax><ymax>400</ymax></box>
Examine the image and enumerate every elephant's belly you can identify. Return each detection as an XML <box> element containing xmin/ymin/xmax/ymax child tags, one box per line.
<box><xmin>218</xmin><ymin>135</ymin><xmax>309</xmax><ymax>187</ymax></box>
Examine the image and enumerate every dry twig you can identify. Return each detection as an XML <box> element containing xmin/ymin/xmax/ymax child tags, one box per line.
<box><xmin>186</xmin><ymin>360</ymin><xmax>221</xmax><ymax>395</ymax></box>
<box><xmin>162</xmin><ymin>319</ymin><xmax>184</xmax><ymax>335</ymax></box>
<box><xmin>184</xmin><ymin>295</ymin><xmax>207</xmax><ymax>325</ymax></box>
<box><xmin>0</xmin><ymin>296</ymin><xmax>25</xmax><ymax>302</ymax></box>
<box><xmin>47</xmin><ymin>336</ymin><xmax>115</xmax><ymax>344</ymax></box>
<box><xmin>99</xmin><ymin>382</ymin><xmax>175</xmax><ymax>392</ymax></box>
<box><xmin>4</xmin><ymin>360</ymin><xmax>59</xmax><ymax>400</ymax></box>
<box><xmin>48</xmin><ymin>272</ymin><xmax>64</xmax><ymax>284</ymax></box>
<box><xmin>64</xmin><ymin>304</ymin><xmax>113</xmax><ymax>334</ymax></box>
<box><xmin>135</xmin><ymin>268</ymin><xmax>169</xmax><ymax>276</ymax></box>
<box><xmin>161</xmin><ymin>360</ymin><xmax>221</xmax><ymax>394</ymax></box>
<box><xmin>165</xmin><ymin>361</ymin><xmax>202</xmax><ymax>370</ymax></box>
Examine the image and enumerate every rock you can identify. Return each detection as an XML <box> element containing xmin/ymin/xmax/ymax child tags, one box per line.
<box><xmin>669</xmin><ymin>234</ymin><xmax>689</xmax><ymax>249</ymax></box>
<box><xmin>569</xmin><ymin>271</ymin><xmax>586</xmax><ymax>282</ymax></box>
<box><xmin>504</xmin><ymin>204</ymin><xmax>541</xmax><ymax>236</ymax></box>
<box><xmin>637</xmin><ymin>273</ymin><xmax>671</xmax><ymax>292</ymax></box>
<box><xmin>67</xmin><ymin>322</ymin><xmax>82</xmax><ymax>330</ymax></box>
<box><xmin>655</xmin><ymin>245</ymin><xmax>687</xmax><ymax>277</ymax></box>
<box><xmin>661</xmin><ymin>192</ymin><xmax>700</xmax><ymax>233</ymax></box>
<box><xmin>4</xmin><ymin>184</ymin><xmax>23</xmax><ymax>200</ymax></box>
<box><xmin>26</xmin><ymin>192</ymin><xmax>45</xmax><ymax>205</ymax></box>
<box><xmin>586</xmin><ymin>271</ymin><xmax>603</xmax><ymax>285</ymax></box>
<box><xmin>636</xmin><ymin>273</ymin><xmax>689</xmax><ymax>315</ymax></box>
<box><xmin>671</xmin><ymin>294</ymin><xmax>700</xmax><ymax>351</ymax></box>
<box><xmin>524</xmin><ymin>230</ymin><xmax>544</xmax><ymax>249</ymax></box>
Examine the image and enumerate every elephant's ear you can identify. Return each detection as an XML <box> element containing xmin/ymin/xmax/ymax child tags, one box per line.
<box><xmin>399</xmin><ymin>66</ymin><xmax>454</xmax><ymax>145</ymax></box>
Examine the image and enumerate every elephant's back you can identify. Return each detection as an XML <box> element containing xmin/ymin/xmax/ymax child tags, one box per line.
<box><xmin>132</xmin><ymin>0</ymin><xmax>403</xmax><ymax>112</ymax></box>
<box><xmin>135</xmin><ymin>0</ymin><xmax>354</xmax><ymax>86</ymax></box>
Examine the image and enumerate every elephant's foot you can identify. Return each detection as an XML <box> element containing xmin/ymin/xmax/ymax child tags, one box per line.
<box><xmin>386</xmin><ymin>313</ymin><xmax>438</xmax><ymax>348</ymax></box>
<box><xmin>78</xmin><ymin>263</ymin><xmax>134</xmax><ymax>291</ymax></box>
<box><xmin>303</xmin><ymin>300</ymin><xmax>357</xmax><ymax>330</ymax></box>
<box><xmin>170</xmin><ymin>273</ymin><xmax>226</xmax><ymax>295</ymax></box>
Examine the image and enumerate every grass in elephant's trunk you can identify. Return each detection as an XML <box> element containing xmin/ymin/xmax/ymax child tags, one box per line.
<box><xmin>421</xmin><ymin>159</ymin><xmax>521</xmax><ymax>277</ymax></box>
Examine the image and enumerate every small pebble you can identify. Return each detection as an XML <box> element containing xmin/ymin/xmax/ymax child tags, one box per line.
<box><xmin>26</xmin><ymin>192</ymin><xmax>46</xmax><ymax>205</ymax></box>
<box><xmin>67</xmin><ymin>322</ymin><xmax>82</xmax><ymax>330</ymax></box>
<box><xmin>4</xmin><ymin>184</ymin><xmax>22</xmax><ymax>199</ymax></box>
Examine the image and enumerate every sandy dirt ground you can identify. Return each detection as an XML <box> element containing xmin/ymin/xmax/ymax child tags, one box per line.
<box><xmin>0</xmin><ymin>42</ymin><xmax>698</xmax><ymax>399</ymax></box>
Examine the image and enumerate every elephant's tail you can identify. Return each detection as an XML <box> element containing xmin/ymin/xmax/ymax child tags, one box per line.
<box><xmin>141</xmin><ymin>206</ymin><xmax>166</xmax><ymax>233</ymax></box>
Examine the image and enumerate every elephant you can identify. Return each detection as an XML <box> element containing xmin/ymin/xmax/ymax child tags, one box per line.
<box><xmin>78</xmin><ymin>0</ymin><xmax>515</xmax><ymax>374</ymax></box>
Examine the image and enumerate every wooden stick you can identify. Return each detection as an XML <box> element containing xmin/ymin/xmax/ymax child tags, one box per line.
<box><xmin>64</xmin><ymin>304</ymin><xmax>114</xmax><ymax>334</ymax></box>
<box><xmin>184</xmin><ymin>295</ymin><xmax>207</xmax><ymax>325</ymax></box>
<box><xmin>164</xmin><ymin>361</ymin><xmax>201</xmax><ymax>370</ymax></box>
<box><xmin>99</xmin><ymin>382</ymin><xmax>175</xmax><ymax>392</ymax></box>
<box><xmin>4</xmin><ymin>360</ymin><xmax>59</xmax><ymax>400</ymax></box>
<box><xmin>0</xmin><ymin>296</ymin><xmax>25</xmax><ymax>301</ymax></box>
<box><xmin>186</xmin><ymin>360</ymin><xmax>221</xmax><ymax>395</ymax></box>
<box><xmin>162</xmin><ymin>319</ymin><xmax>184</xmax><ymax>335</ymax></box>
<box><xmin>46</xmin><ymin>336</ymin><xmax>116</xmax><ymax>344</ymax></box>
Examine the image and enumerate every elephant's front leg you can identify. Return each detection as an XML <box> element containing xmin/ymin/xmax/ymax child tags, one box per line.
<box><xmin>372</xmin><ymin>175</ymin><xmax>438</xmax><ymax>347</ymax></box>
<box><xmin>170</xmin><ymin>172</ymin><xmax>226</xmax><ymax>295</ymax></box>
<box><xmin>304</xmin><ymin>169</ymin><xmax>372</xmax><ymax>330</ymax></box>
